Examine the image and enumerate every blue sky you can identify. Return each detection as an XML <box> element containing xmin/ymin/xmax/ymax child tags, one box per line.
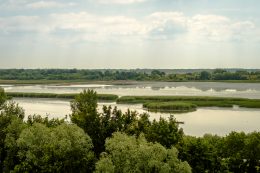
<box><xmin>0</xmin><ymin>0</ymin><xmax>260</xmax><ymax>68</ymax></box>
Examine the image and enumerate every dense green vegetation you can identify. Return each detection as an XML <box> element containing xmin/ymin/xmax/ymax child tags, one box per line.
<box><xmin>0</xmin><ymin>69</ymin><xmax>260</xmax><ymax>82</ymax></box>
<box><xmin>143</xmin><ymin>102</ymin><xmax>197</xmax><ymax>113</ymax></box>
<box><xmin>6</xmin><ymin>92</ymin><xmax>118</xmax><ymax>101</ymax></box>
<box><xmin>95</xmin><ymin>132</ymin><xmax>191</xmax><ymax>173</ymax></box>
<box><xmin>0</xmin><ymin>88</ymin><xmax>259</xmax><ymax>172</ymax></box>
<box><xmin>118</xmin><ymin>96</ymin><xmax>260</xmax><ymax>110</ymax></box>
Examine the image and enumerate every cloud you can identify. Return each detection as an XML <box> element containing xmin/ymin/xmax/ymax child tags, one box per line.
<box><xmin>25</xmin><ymin>1</ymin><xmax>76</xmax><ymax>9</ymax></box>
<box><xmin>0</xmin><ymin>0</ymin><xmax>76</xmax><ymax>10</ymax></box>
<box><xmin>0</xmin><ymin>16</ymin><xmax>46</xmax><ymax>34</ymax></box>
<box><xmin>48</xmin><ymin>12</ymin><xmax>145</xmax><ymax>43</ymax></box>
<box><xmin>0</xmin><ymin>11</ymin><xmax>257</xmax><ymax>44</ymax></box>
<box><xmin>188</xmin><ymin>14</ymin><xmax>255</xmax><ymax>42</ymax></box>
<box><xmin>145</xmin><ymin>12</ymin><xmax>188</xmax><ymax>40</ymax></box>
<box><xmin>95</xmin><ymin>0</ymin><xmax>146</xmax><ymax>4</ymax></box>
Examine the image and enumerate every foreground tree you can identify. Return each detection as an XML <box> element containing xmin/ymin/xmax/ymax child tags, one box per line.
<box><xmin>70</xmin><ymin>89</ymin><xmax>103</xmax><ymax>155</ymax></box>
<box><xmin>145</xmin><ymin>116</ymin><xmax>184</xmax><ymax>148</ymax></box>
<box><xmin>0</xmin><ymin>88</ymin><xmax>7</xmax><ymax>108</ymax></box>
<box><xmin>222</xmin><ymin>132</ymin><xmax>260</xmax><ymax>173</ymax></box>
<box><xmin>13</xmin><ymin>123</ymin><xmax>94</xmax><ymax>173</ymax></box>
<box><xmin>177</xmin><ymin>136</ymin><xmax>226</xmax><ymax>173</ymax></box>
<box><xmin>95</xmin><ymin>132</ymin><xmax>191</xmax><ymax>173</ymax></box>
<box><xmin>0</xmin><ymin>87</ymin><xmax>25</xmax><ymax>172</ymax></box>
<box><xmin>70</xmin><ymin>90</ymin><xmax>143</xmax><ymax>156</ymax></box>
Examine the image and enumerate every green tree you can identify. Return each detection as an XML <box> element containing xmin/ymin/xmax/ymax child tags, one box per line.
<box><xmin>27</xmin><ymin>114</ymin><xmax>65</xmax><ymax>127</ymax></box>
<box><xmin>14</xmin><ymin>123</ymin><xmax>94</xmax><ymax>173</ymax></box>
<box><xmin>199</xmin><ymin>71</ymin><xmax>211</xmax><ymax>80</ymax></box>
<box><xmin>3</xmin><ymin>118</ymin><xmax>26</xmax><ymax>172</ymax></box>
<box><xmin>223</xmin><ymin>132</ymin><xmax>260</xmax><ymax>173</ymax></box>
<box><xmin>70</xmin><ymin>90</ymin><xmax>144</xmax><ymax>156</ymax></box>
<box><xmin>244</xmin><ymin>132</ymin><xmax>260</xmax><ymax>173</ymax></box>
<box><xmin>0</xmin><ymin>99</ymin><xmax>24</xmax><ymax>172</ymax></box>
<box><xmin>178</xmin><ymin>135</ymin><xmax>229</xmax><ymax>173</ymax></box>
<box><xmin>145</xmin><ymin>116</ymin><xmax>183</xmax><ymax>148</ymax></box>
<box><xmin>70</xmin><ymin>89</ymin><xmax>102</xmax><ymax>155</ymax></box>
<box><xmin>0</xmin><ymin>88</ymin><xmax>7</xmax><ymax>108</ymax></box>
<box><xmin>95</xmin><ymin>132</ymin><xmax>191</xmax><ymax>173</ymax></box>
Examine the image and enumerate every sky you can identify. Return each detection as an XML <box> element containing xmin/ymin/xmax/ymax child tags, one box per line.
<box><xmin>0</xmin><ymin>0</ymin><xmax>260</xmax><ymax>69</ymax></box>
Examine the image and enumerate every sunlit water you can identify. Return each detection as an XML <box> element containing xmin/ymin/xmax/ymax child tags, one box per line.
<box><xmin>2</xmin><ymin>82</ymin><xmax>260</xmax><ymax>136</ymax></box>
<box><xmin>3</xmin><ymin>82</ymin><xmax>260</xmax><ymax>98</ymax></box>
<box><xmin>14</xmin><ymin>98</ymin><xmax>260</xmax><ymax>136</ymax></box>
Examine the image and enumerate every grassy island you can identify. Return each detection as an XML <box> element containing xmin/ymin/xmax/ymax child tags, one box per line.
<box><xmin>117</xmin><ymin>96</ymin><xmax>260</xmax><ymax>109</ymax></box>
<box><xmin>143</xmin><ymin>102</ymin><xmax>197</xmax><ymax>113</ymax></box>
<box><xmin>6</xmin><ymin>92</ymin><xmax>260</xmax><ymax>112</ymax></box>
<box><xmin>6</xmin><ymin>92</ymin><xmax>118</xmax><ymax>101</ymax></box>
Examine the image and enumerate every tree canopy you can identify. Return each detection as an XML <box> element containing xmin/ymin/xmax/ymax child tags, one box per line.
<box><xmin>95</xmin><ymin>132</ymin><xmax>191</xmax><ymax>173</ymax></box>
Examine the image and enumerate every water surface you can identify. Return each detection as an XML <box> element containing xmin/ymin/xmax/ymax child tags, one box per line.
<box><xmin>14</xmin><ymin>98</ymin><xmax>260</xmax><ymax>136</ymax></box>
<box><xmin>4</xmin><ymin>82</ymin><xmax>260</xmax><ymax>98</ymax></box>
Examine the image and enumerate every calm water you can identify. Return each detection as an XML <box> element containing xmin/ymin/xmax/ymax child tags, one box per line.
<box><xmin>14</xmin><ymin>97</ymin><xmax>260</xmax><ymax>136</ymax></box>
<box><xmin>2</xmin><ymin>82</ymin><xmax>260</xmax><ymax>136</ymax></box>
<box><xmin>3</xmin><ymin>82</ymin><xmax>260</xmax><ymax>98</ymax></box>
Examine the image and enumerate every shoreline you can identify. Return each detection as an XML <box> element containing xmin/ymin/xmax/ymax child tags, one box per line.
<box><xmin>7</xmin><ymin>92</ymin><xmax>260</xmax><ymax>111</ymax></box>
<box><xmin>1</xmin><ymin>79</ymin><xmax>260</xmax><ymax>85</ymax></box>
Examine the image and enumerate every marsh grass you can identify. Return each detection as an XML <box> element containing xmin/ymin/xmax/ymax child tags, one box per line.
<box><xmin>7</xmin><ymin>92</ymin><xmax>118</xmax><ymax>101</ymax></box>
<box><xmin>117</xmin><ymin>96</ymin><xmax>260</xmax><ymax>109</ymax></box>
<box><xmin>143</xmin><ymin>102</ymin><xmax>197</xmax><ymax>113</ymax></box>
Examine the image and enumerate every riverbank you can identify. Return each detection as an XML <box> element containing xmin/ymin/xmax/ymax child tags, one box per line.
<box><xmin>7</xmin><ymin>92</ymin><xmax>118</xmax><ymax>101</ymax></box>
<box><xmin>0</xmin><ymin>80</ymin><xmax>140</xmax><ymax>85</ymax></box>
<box><xmin>7</xmin><ymin>92</ymin><xmax>260</xmax><ymax>111</ymax></box>
<box><xmin>1</xmin><ymin>79</ymin><xmax>260</xmax><ymax>85</ymax></box>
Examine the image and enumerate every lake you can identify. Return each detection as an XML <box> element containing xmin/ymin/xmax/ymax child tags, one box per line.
<box><xmin>2</xmin><ymin>82</ymin><xmax>260</xmax><ymax>136</ymax></box>
<box><xmin>3</xmin><ymin>81</ymin><xmax>260</xmax><ymax>98</ymax></box>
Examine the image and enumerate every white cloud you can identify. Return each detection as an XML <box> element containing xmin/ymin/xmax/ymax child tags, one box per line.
<box><xmin>95</xmin><ymin>0</ymin><xmax>146</xmax><ymax>4</ymax></box>
<box><xmin>0</xmin><ymin>16</ymin><xmax>47</xmax><ymax>34</ymax></box>
<box><xmin>188</xmin><ymin>14</ymin><xmax>255</xmax><ymax>42</ymax></box>
<box><xmin>145</xmin><ymin>12</ymin><xmax>188</xmax><ymax>40</ymax></box>
<box><xmin>25</xmin><ymin>1</ymin><xmax>76</xmax><ymax>9</ymax></box>
<box><xmin>48</xmin><ymin>12</ymin><xmax>145</xmax><ymax>43</ymax></box>
<box><xmin>0</xmin><ymin>11</ymin><xmax>257</xmax><ymax>44</ymax></box>
<box><xmin>0</xmin><ymin>0</ymin><xmax>76</xmax><ymax>10</ymax></box>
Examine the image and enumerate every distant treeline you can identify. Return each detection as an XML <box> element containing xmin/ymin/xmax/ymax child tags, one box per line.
<box><xmin>0</xmin><ymin>69</ymin><xmax>260</xmax><ymax>81</ymax></box>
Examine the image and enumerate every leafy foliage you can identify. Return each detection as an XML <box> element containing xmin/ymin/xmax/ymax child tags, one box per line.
<box><xmin>0</xmin><ymin>69</ymin><xmax>259</xmax><ymax>81</ymax></box>
<box><xmin>70</xmin><ymin>90</ymin><xmax>184</xmax><ymax>156</ymax></box>
<box><xmin>14</xmin><ymin>123</ymin><xmax>94</xmax><ymax>173</ymax></box>
<box><xmin>0</xmin><ymin>88</ymin><xmax>259</xmax><ymax>173</ymax></box>
<box><xmin>0</xmin><ymin>98</ymin><xmax>24</xmax><ymax>172</ymax></box>
<box><xmin>95</xmin><ymin>132</ymin><xmax>191</xmax><ymax>173</ymax></box>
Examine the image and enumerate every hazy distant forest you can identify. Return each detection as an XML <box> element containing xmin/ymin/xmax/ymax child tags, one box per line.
<box><xmin>0</xmin><ymin>89</ymin><xmax>259</xmax><ymax>173</ymax></box>
<box><xmin>0</xmin><ymin>69</ymin><xmax>260</xmax><ymax>81</ymax></box>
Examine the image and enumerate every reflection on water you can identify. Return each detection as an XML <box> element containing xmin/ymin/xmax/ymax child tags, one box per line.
<box><xmin>3</xmin><ymin>82</ymin><xmax>260</xmax><ymax>98</ymax></box>
<box><xmin>14</xmin><ymin>98</ymin><xmax>260</xmax><ymax>137</ymax></box>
